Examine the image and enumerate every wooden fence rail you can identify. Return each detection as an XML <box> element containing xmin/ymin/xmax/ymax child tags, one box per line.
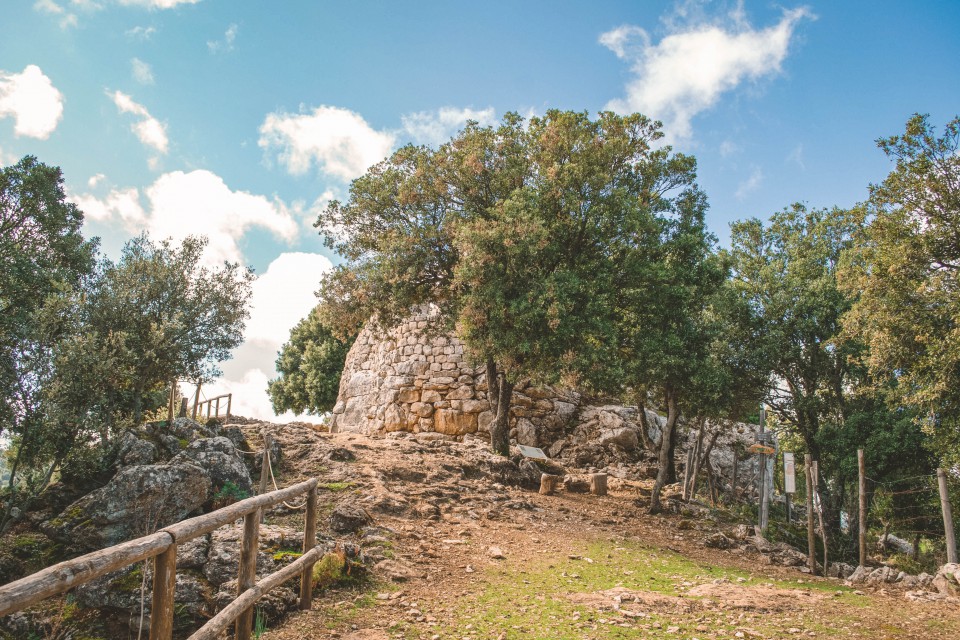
<box><xmin>193</xmin><ymin>392</ymin><xmax>232</xmax><ymax>421</ymax></box>
<box><xmin>0</xmin><ymin>476</ymin><xmax>319</xmax><ymax>640</ymax></box>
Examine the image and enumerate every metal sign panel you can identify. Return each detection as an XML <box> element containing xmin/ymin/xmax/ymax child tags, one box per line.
<box><xmin>784</xmin><ymin>452</ymin><xmax>796</xmax><ymax>494</ymax></box>
<box><xmin>517</xmin><ymin>445</ymin><xmax>548</xmax><ymax>460</ymax></box>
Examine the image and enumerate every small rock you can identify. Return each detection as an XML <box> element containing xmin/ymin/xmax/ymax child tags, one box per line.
<box><xmin>488</xmin><ymin>546</ymin><xmax>505</xmax><ymax>559</ymax></box>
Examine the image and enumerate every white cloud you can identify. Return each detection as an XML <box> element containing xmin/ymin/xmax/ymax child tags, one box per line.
<box><xmin>131</xmin><ymin>58</ymin><xmax>154</xmax><ymax>85</ymax></box>
<box><xmin>400</xmin><ymin>106</ymin><xmax>497</xmax><ymax>147</ymax></box>
<box><xmin>34</xmin><ymin>0</ymin><xmax>78</xmax><ymax>28</ymax></box>
<box><xmin>116</xmin><ymin>0</ymin><xmax>200</xmax><ymax>8</ymax></box>
<box><xmin>108</xmin><ymin>89</ymin><xmax>168</xmax><ymax>155</ymax></box>
<box><xmin>0</xmin><ymin>145</ymin><xmax>17</xmax><ymax>166</ymax></box>
<box><xmin>208</xmin><ymin>23</ymin><xmax>238</xmax><ymax>54</ymax></box>
<box><xmin>259</xmin><ymin>105</ymin><xmax>396</xmax><ymax>182</ymax></box>
<box><xmin>125</xmin><ymin>25</ymin><xmax>156</xmax><ymax>39</ymax></box>
<box><xmin>0</xmin><ymin>65</ymin><xmax>64</xmax><ymax>139</ymax></box>
<box><xmin>602</xmin><ymin>6</ymin><xmax>812</xmax><ymax>142</ymax></box>
<box><xmin>735</xmin><ymin>166</ymin><xmax>763</xmax><ymax>199</ymax></box>
<box><xmin>73</xmin><ymin>169</ymin><xmax>299</xmax><ymax>266</ymax></box>
<box><xmin>202</xmin><ymin>252</ymin><xmax>335</xmax><ymax>421</ymax></box>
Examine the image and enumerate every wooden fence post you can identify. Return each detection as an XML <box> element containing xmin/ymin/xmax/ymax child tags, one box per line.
<box><xmin>539</xmin><ymin>474</ymin><xmax>559</xmax><ymax>495</ymax></box>
<box><xmin>235</xmin><ymin>511</ymin><xmax>260</xmax><ymax>640</ymax></box>
<box><xmin>167</xmin><ymin>379</ymin><xmax>176</xmax><ymax>425</ymax></box>
<box><xmin>226</xmin><ymin>393</ymin><xmax>232</xmax><ymax>420</ymax></box>
<box><xmin>805</xmin><ymin>454</ymin><xmax>816</xmax><ymax>575</ymax></box>
<box><xmin>938</xmin><ymin>469</ymin><xmax>957</xmax><ymax>564</ymax></box>
<box><xmin>259</xmin><ymin>434</ymin><xmax>272</xmax><ymax>524</ymax></box>
<box><xmin>858</xmin><ymin>449</ymin><xmax>867</xmax><ymax>567</ymax></box>
<box><xmin>149</xmin><ymin>543</ymin><xmax>177</xmax><ymax>640</ymax></box>
<box><xmin>192</xmin><ymin>383</ymin><xmax>201</xmax><ymax>420</ymax></box>
<box><xmin>299</xmin><ymin>486</ymin><xmax>318</xmax><ymax>610</ymax></box>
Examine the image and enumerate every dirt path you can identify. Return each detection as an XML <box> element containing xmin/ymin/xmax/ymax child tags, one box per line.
<box><xmin>248</xmin><ymin>424</ymin><xmax>960</xmax><ymax>640</ymax></box>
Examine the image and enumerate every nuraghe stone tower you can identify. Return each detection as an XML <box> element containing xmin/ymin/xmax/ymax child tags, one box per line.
<box><xmin>330</xmin><ymin>309</ymin><xmax>581</xmax><ymax>446</ymax></box>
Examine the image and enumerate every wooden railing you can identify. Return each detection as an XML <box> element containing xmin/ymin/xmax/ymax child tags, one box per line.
<box><xmin>193</xmin><ymin>393</ymin><xmax>232</xmax><ymax>421</ymax></box>
<box><xmin>0</xmin><ymin>477</ymin><xmax>319</xmax><ymax>640</ymax></box>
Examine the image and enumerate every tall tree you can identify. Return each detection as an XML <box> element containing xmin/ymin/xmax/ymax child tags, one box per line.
<box><xmin>318</xmin><ymin>110</ymin><xmax>693</xmax><ymax>455</ymax></box>
<box><xmin>268</xmin><ymin>304</ymin><xmax>356</xmax><ymax>416</ymax></box>
<box><xmin>614</xmin><ymin>186</ymin><xmax>733</xmax><ymax>512</ymax></box>
<box><xmin>840</xmin><ymin>114</ymin><xmax>960</xmax><ymax>467</ymax></box>
<box><xmin>730</xmin><ymin>204</ymin><xmax>861</xmax><ymax>525</ymax></box>
<box><xmin>0</xmin><ymin>157</ymin><xmax>97</xmax><ymax>530</ymax></box>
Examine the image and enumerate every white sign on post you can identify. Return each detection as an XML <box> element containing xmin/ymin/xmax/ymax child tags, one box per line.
<box><xmin>784</xmin><ymin>452</ymin><xmax>796</xmax><ymax>494</ymax></box>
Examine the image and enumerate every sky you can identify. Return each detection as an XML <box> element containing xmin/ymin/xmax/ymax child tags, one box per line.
<box><xmin>2</xmin><ymin>0</ymin><xmax>958</xmax><ymax>420</ymax></box>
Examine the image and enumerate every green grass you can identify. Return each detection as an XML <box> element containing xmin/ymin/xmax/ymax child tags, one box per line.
<box><xmin>318</xmin><ymin>481</ymin><xmax>354</xmax><ymax>491</ymax></box>
<box><xmin>417</xmin><ymin>540</ymin><xmax>858</xmax><ymax>640</ymax></box>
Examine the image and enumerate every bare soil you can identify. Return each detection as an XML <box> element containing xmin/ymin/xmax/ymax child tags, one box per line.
<box><xmin>245</xmin><ymin>422</ymin><xmax>960</xmax><ymax>640</ymax></box>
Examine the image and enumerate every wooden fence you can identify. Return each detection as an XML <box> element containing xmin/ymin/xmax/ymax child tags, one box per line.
<box><xmin>0</xmin><ymin>477</ymin><xmax>319</xmax><ymax>640</ymax></box>
<box><xmin>193</xmin><ymin>393</ymin><xmax>232</xmax><ymax>421</ymax></box>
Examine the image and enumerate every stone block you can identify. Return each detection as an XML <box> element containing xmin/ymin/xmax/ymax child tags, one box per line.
<box><xmin>434</xmin><ymin>409</ymin><xmax>478</xmax><ymax>435</ymax></box>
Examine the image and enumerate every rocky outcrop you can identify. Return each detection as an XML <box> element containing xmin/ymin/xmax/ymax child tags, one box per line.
<box><xmin>42</xmin><ymin>418</ymin><xmax>254</xmax><ymax>553</ymax></box>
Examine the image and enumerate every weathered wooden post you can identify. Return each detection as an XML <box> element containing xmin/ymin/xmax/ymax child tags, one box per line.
<box><xmin>590</xmin><ymin>473</ymin><xmax>608</xmax><ymax>496</ymax></box>
<box><xmin>149</xmin><ymin>542</ymin><xmax>177</xmax><ymax>640</ymax></box>
<box><xmin>179</xmin><ymin>397</ymin><xmax>188</xmax><ymax>418</ymax></box>
<box><xmin>167</xmin><ymin>379</ymin><xmax>176</xmax><ymax>425</ymax></box>
<box><xmin>805</xmin><ymin>454</ymin><xmax>816</xmax><ymax>575</ymax></box>
<box><xmin>539</xmin><ymin>474</ymin><xmax>559</xmax><ymax>495</ymax></box>
<box><xmin>192</xmin><ymin>383</ymin><xmax>201</xmax><ymax>420</ymax></box>
<box><xmin>226</xmin><ymin>393</ymin><xmax>232</xmax><ymax>419</ymax></box>
<box><xmin>259</xmin><ymin>434</ymin><xmax>272</xmax><ymax>523</ymax></box>
<box><xmin>215</xmin><ymin>396</ymin><xmax>221</xmax><ymax>419</ymax></box>
<box><xmin>858</xmin><ymin>449</ymin><xmax>867</xmax><ymax>567</ymax></box>
<box><xmin>299</xmin><ymin>485</ymin><xmax>318</xmax><ymax>610</ymax></box>
<box><xmin>235</xmin><ymin>510</ymin><xmax>260</xmax><ymax>640</ymax></box>
<box><xmin>938</xmin><ymin>469</ymin><xmax>957</xmax><ymax>564</ymax></box>
<box><xmin>682</xmin><ymin>448</ymin><xmax>694</xmax><ymax>500</ymax></box>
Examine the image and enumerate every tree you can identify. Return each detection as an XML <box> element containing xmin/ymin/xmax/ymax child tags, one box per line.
<box><xmin>318</xmin><ymin>111</ymin><xmax>690</xmax><ymax>455</ymax></box>
<box><xmin>614</xmin><ymin>186</ymin><xmax>737</xmax><ymax>512</ymax></box>
<box><xmin>74</xmin><ymin>234</ymin><xmax>255</xmax><ymax>425</ymax></box>
<box><xmin>268</xmin><ymin>304</ymin><xmax>356</xmax><ymax>415</ymax></box>
<box><xmin>0</xmin><ymin>156</ymin><xmax>97</xmax><ymax>530</ymax></box>
<box><xmin>840</xmin><ymin>114</ymin><xmax>960</xmax><ymax>467</ymax></box>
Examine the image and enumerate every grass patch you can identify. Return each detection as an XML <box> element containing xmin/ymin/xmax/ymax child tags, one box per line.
<box><xmin>318</xmin><ymin>481</ymin><xmax>354</xmax><ymax>492</ymax></box>
<box><xmin>426</xmin><ymin>540</ymin><xmax>856</xmax><ymax>640</ymax></box>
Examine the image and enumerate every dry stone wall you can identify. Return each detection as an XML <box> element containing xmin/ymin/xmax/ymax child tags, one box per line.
<box><xmin>330</xmin><ymin>310</ymin><xmax>581</xmax><ymax>444</ymax></box>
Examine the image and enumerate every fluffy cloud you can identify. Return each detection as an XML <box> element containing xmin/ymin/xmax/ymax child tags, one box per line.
<box><xmin>125</xmin><ymin>25</ymin><xmax>156</xmax><ymax>39</ymax></box>
<box><xmin>400</xmin><ymin>106</ymin><xmax>497</xmax><ymax>147</ymax></box>
<box><xmin>208</xmin><ymin>23</ymin><xmax>238</xmax><ymax>54</ymax></box>
<box><xmin>108</xmin><ymin>90</ymin><xmax>168</xmax><ymax>155</ymax></box>
<box><xmin>0</xmin><ymin>65</ymin><xmax>64</xmax><ymax>139</ymax></box>
<box><xmin>602</xmin><ymin>7</ymin><xmax>812</xmax><ymax>142</ymax></box>
<box><xmin>73</xmin><ymin>169</ymin><xmax>299</xmax><ymax>265</ymax></box>
<box><xmin>259</xmin><ymin>105</ymin><xmax>396</xmax><ymax>182</ymax></box>
<box><xmin>260</xmin><ymin>105</ymin><xmax>498</xmax><ymax>182</ymax></box>
<box><xmin>131</xmin><ymin>58</ymin><xmax>154</xmax><ymax>85</ymax></box>
<box><xmin>203</xmin><ymin>252</ymin><xmax>334</xmax><ymax>421</ymax></box>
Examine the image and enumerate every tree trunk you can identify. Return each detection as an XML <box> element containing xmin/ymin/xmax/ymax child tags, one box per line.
<box><xmin>635</xmin><ymin>397</ymin><xmax>659</xmax><ymax>454</ymax></box>
<box><xmin>649</xmin><ymin>389</ymin><xmax>680</xmax><ymax>514</ymax></box>
<box><xmin>666</xmin><ymin>415</ymin><xmax>679</xmax><ymax>484</ymax></box>
<box><xmin>489</xmin><ymin>364</ymin><xmax>513</xmax><ymax>457</ymax></box>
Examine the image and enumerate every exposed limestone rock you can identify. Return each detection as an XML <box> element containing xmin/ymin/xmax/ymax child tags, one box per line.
<box><xmin>43</xmin><ymin>463</ymin><xmax>212</xmax><ymax>552</ymax></box>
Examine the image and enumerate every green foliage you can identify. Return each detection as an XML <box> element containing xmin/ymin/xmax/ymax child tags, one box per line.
<box><xmin>317</xmin><ymin>110</ymin><xmax>702</xmax><ymax>455</ymax></box>
<box><xmin>268</xmin><ymin>304</ymin><xmax>355</xmax><ymax>415</ymax></box>
<box><xmin>840</xmin><ymin>113</ymin><xmax>960</xmax><ymax>467</ymax></box>
<box><xmin>212</xmin><ymin>481</ymin><xmax>249</xmax><ymax>504</ymax></box>
<box><xmin>0</xmin><ymin>156</ymin><xmax>98</xmax><ymax>530</ymax></box>
<box><xmin>312</xmin><ymin>550</ymin><xmax>347</xmax><ymax>590</ymax></box>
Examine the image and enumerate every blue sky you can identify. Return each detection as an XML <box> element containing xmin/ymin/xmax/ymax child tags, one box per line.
<box><xmin>2</xmin><ymin>0</ymin><xmax>958</xmax><ymax>419</ymax></box>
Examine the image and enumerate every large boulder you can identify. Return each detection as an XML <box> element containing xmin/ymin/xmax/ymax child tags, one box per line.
<box><xmin>43</xmin><ymin>463</ymin><xmax>212</xmax><ymax>551</ymax></box>
<box><xmin>171</xmin><ymin>436</ymin><xmax>253</xmax><ymax>495</ymax></box>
